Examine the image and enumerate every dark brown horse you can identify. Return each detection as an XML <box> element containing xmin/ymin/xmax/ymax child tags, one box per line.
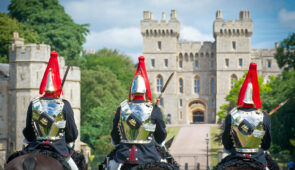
<box><xmin>5</xmin><ymin>149</ymin><xmax>87</xmax><ymax>170</ymax></box>
<box><xmin>5</xmin><ymin>153</ymin><xmax>65</xmax><ymax>170</ymax></box>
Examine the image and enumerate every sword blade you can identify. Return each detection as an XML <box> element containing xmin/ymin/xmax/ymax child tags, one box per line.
<box><xmin>269</xmin><ymin>99</ymin><xmax>288</xmax><ymax>115</ymax></box>
<box><xmin>156</xmin><ymin>72</ymin><xmax>175</xmax><ymax>105</ymax></box>
<box><xmin>161</xmin><ymin>72</ymin><xmax>175</xmax><ymax>93</ymax></box>
<box><xmin>60</xmin><ymin>65</ymin><xmax>71</xmax><ymax>90</ymax></box>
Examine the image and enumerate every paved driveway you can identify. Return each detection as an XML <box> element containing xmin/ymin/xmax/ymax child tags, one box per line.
<box><xmin>169</xmin><ymin>124</ymin><xmax>214</xmax><ymax>170</ymax></box>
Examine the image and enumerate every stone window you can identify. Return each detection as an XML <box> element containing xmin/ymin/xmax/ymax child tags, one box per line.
<box><xmin>231</xmin><ymin>74</ymin><xmax>238</xmax><ymax>89</ymax></box>
<box><xmin>165</xmin><ymin>59</ymin><xmax>168</xmax><ymax>67</ymax></box>
<box><xmin>194</xmin><ymin>76</ymin><xmax>200</xmax><ymax>93</ymax></box>
<box><xmin>225</xmin><ymin>58</ymin><xmax>229</xmax><ymax>67</ymax></box>
<box><xmin>239</xmin><ymin>58</ymin><xmax>243</xmax><ymax>67</ymax></box>
<box><xmin>179</xmin><ymin>99</ymin><xmax>183</xmax><ymax>107</ymax></box>
<box><xmin>158</xmin><ymin>41</ymin><xmax>162</xmax><ymax>50</ymax></box>
<box><xmin>195</xmin><ymin>60</ymin><xmax>199</xmax><ymax>69</ymax></box>
<box><xmin>179</xmin><ymin>78</ymin><xmax>184</xmax><ymax>93</ymax></box>
<box><xmin>211</xmin><ymin>61</ymin><xmax>214</xmax><ymax>69</ymax></box>
<box><xmin>180</xmin><ymin>111</ymin><xmax>183</xmax><ymax>120</ymax></box>
<box><xmin>151</xmin><ymin>59</ymin><xmax>155</xmax><ymax>67</ymax></box>
<box><xmin>232</xmin><ymin>41</ymin><xmax>236</xmax><ymax>49</ymax></box>
<box><xmin>267</xmin><ymin>60</ymin><xmax>272</xmax><ymax>68</ymax></box>
<box><xmin>179</xmin><ymin>60</ymin><xmax>183</xmax><ymax>68</ymax></box>
<box><xmin>211</xmin><ymin>98</ymin><xmax>215</xmax><ymax>107</ymax></box>
<box><xmin>156</xmin><ymin>75</ymin><xmax>163</xmax><ymax>93</ymax></box>
<box><xmin>210</xmin><ymin>78</ymin><xmax>215</xmax><ymax>93</ymax></box>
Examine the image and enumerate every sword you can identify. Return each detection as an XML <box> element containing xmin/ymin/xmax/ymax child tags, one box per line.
<box><xmin>269</xmin><ymin>99</ymin><xmax>289</xmax><ymax>115</ymax></box>
<box><xmin>155</xmin><ymin>72</ymin><xmax>175</xmax><ymax>105</ymax></box>
<box><xmin>60</xmin><ymin>65</ymin><xmax>71</xmax><ymax>91</ymax></box>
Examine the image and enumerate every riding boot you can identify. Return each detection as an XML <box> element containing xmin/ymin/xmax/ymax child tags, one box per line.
<box><xmin>65</xmin><ymin>157</ymin><xmax>79</xmax><ymax>170</ymax></box>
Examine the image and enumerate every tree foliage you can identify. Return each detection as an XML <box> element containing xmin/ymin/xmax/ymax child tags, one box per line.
<box><xmin>261</xmin><ymin>71</ymin><xmax>295</xmax><ymax>156</ymax></box>
<box><xmin>275</xmin><ymin>33</ymin><xmax>295</xmax><ymax>70</ymax></box>
<box><xmin>0</xmin><ymin>12</ymin><xmax>39</xmax><ymax>62</ymax></box>
<box><xmin>79</xmin><ymin>49</ymin><xmax>135</xmax><ymax>149</ymax></box>
<box><xmin>8</xmin><ymin>0</ymin><xmax>89</xmax><ymax>60</ymax></box>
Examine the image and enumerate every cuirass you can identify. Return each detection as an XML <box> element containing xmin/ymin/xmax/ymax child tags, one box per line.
<box><xmin>230</xmin><ymin>108</ymin><xmax>265</xmax><ymax>153</ymax></box>
<box><xmin>118</xmin><ymin>100</ymin><xmax>155</xmax><ymax>144</ymax></box>
<box><xmin>31</xmin><ymin>98</ymin><xmax>65</xmax><ymax>141</ymax></box>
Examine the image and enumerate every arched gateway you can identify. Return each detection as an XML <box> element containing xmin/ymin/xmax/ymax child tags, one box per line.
<box><xmin>188</xmin><ymin>99</ymin><xmax>207</xmax><ymax>123</ymax></box>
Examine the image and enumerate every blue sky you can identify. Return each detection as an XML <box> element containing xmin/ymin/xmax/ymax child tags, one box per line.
<box><xmin>1</xmin><ymin>0</ymin><xmax>295</xmax><ymax>61</ymax></box>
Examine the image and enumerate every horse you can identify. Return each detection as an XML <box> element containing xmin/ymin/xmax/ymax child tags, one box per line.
<box><xmin>213</xmin><ymin>152</ymin><xmax>280</xmax><ymax>170</ymax></box>
<box><xmin>4</xmin><ymin>148</ymin><xmax>87</xmax><ymax>170</ymax></box>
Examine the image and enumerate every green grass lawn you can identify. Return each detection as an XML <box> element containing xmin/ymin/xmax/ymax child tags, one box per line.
<box><xmin>166</xmin><ymin>126</ymin><xmax>181</xmax><ymax>142</ymax></box>
<box><xmin>210</xmin><ymin>125</ymin><xmax>223</xmax><ymax>169</ymax></box>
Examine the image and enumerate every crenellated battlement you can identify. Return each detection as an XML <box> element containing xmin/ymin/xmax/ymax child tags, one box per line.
<box><xmin>9</xmin><ymin>32</ymin><xmax>50</xmax><ymax>63</ymax></box>
<box><xmin>141</xmin><ymin>10</ymin><xmax>180</xmax><ymax>38</ymax></box>
<box><xmin>213</xmin><ymin>10</ymin><xmax>253</xmax><ymax>38</ymax></box>
<box><xmin>251</xmin><ymin>48</ymin><xmax>276</xmax><ymax>57</ymax></box>
<box><xmin>178</xmin><ymin>41</ymin><xmax>214</xmax><ymax>52</ymax></box>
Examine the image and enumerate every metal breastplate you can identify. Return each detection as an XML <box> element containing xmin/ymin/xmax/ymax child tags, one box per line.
<box><xmin>230</xmin><ymin>108</ymin><xmax>265</xmax><ymax>153</ymax></box>
<box><xmin>118</xmin><ymin>100</ymin><xmax>155</xmax><ymax>144</ymax></box>
<box><xmin>31</xmin><ymin>98</ymin><xmax>65</xmax><ymax>141</ymax></box>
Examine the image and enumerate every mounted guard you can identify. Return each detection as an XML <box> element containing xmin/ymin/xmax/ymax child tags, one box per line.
<box><xmin>215</xmin><ymin>63</ymin><xmax>278</xmax><ymax>170</ymax></box>
<box><xmin>108</xmin><ymin>56</ymin><xmax>168</xmax><ymax>170</ymax></box>
<box><xmin>20</xmin><ymin>51</ymin><xmax>79</xmax><ymax>170</ymax></box>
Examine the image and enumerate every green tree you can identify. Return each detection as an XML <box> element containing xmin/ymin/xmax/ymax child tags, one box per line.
<box><xmin>79</xmin><ymin>49</ymin><xmax>136</xmax><ymax>149</ymax></box>
<box><xmin>0</xmin><ymin>12</ymin><xmax>39</xmax><ymax>62</ymax></box>
<box><xmin>80</xmin><ymin>68</ymin><xmax>126</xmax><ymax>148</ymax></box>
<box><xmin>261</xmin><ymin>70</ymin><xmax>295</xmax><ymax>156</ymax></box>
<box><xmin>275</xmin><ymin>33</ymin><xmax>295</xmax><ymax>70</ymax></box>
<box><xmin>8</xmin><ymin>0</ymin><xmax>89</xmax><ymax>60</ymax></box>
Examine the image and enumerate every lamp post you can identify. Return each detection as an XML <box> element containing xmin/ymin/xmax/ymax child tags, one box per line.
<box><xmin>205</xmin><ymin>133</ymin><xmax>210</xmax><ymax>170</ymax></box>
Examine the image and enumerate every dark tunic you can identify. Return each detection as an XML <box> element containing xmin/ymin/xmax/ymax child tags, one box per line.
<box><xmin>111</xmin><ymin>100</ymin><xmax>167</xmax><ymax>164</ymax></box>
<box><xmin>222</xmin><ymin>107</ymin><xmax>271</xmax><ymax>166</ymax></box>
<box><xmin>23</xmin><ymin>97</ymin><xmax>78</xmax><ymax>157</ymax></box>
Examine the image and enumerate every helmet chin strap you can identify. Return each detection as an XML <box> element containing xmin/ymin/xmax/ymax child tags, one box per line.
<box><xmin>132</xmin><ymin>94</ymin><xmax>145</xmax><ymax>101</ymax></box>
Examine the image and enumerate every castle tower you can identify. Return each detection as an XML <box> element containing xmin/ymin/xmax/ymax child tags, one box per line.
<box><xmin>8</xmin><ymin>32</ymin><xmax>51</xmax><ymax>153</ymax></box>
<box><xmin>141</xmin><ymin>10</ymin><xmax>181</xmax><ymax>123</ymax></box>
<box><xmin>214</xmin><ymin>10</ymin><xmax>253</xmax><ymax>116</ymax></box>
<box><xmin>7</xmin><ymin>33</ymin><xmax>82</xmax><ymax>154</ymax></box>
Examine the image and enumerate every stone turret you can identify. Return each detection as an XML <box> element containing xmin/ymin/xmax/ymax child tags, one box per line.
<box><xmin>141</xmin><ymin>10</ymin><xmax>180</xmax><ymax>54</ymax></box>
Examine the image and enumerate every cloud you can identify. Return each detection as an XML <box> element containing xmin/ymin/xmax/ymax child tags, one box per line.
<box><xmin>83</xmin><ymin>27</ymin><xmax>141</xmax><ymax>49</ymax></box>
<box><xmin>180</xmin><ymin>25</ymin><xmax>214</xmax><ymax>42</ymax></box>
<box><xmin>278</xmin><ymin>9</ymin><xmax>295</xmax><ymax>29</ymax></box>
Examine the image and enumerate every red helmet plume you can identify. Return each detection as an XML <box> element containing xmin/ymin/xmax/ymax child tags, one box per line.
<box><xmin>237</xmin><ymin>63</ymin><xmax>261</xmax><ymax>108</ymax></box>
<box><xmin>39</xmin><ymin>51</ymin><xmax>62</xmax><ymax>97</ymax></box>
<box><xmin>128</xmin><ymin>56</ymin><xmax>152</xmax><ymax>101</ymax></box>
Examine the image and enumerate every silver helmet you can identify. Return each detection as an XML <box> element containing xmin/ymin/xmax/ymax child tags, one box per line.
<box><xmin>45</xmin><ymin>69</ymin><xmax>55</xmax><ymax>92</ymax></box>
<box><xmin>243</xmin><ymin>82</ymin><xmax>254</xmax><ymax>104</ymax></box>
<box><xmin>131</xmin><ymin>75</ymin><xmax>146</xmax><ymax>94</ymax></box>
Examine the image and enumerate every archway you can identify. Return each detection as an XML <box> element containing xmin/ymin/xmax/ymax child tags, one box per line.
<box><xmin>192</xmin><ymin>110</ymin><xmax>204</xmax><ymax>123</ymax></box>
<box><xmin>187</xmin><ymin>99</ymin><xmax>207</xmax><ymax>123</ymax></box>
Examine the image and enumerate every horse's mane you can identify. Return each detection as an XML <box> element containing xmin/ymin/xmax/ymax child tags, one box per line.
<box><xmin>213</xmin><ymin>157</ymin><xmax>264</xmax><ymax>170</ymax></box>
<box><xmin>155</xmin><ymin>145</ymin><xmax>179</xmax><ymax>169</ymax></box>
<box><xmin>7</xmin><ymin>149</ymin><xmax>71</xmax><ymax>170</ymax></box>
<box><xmin>213</xmin><ymin>152</ymin><xmax>279</xmax><ymax>170</ymax></box>
<box><xmin>131</xmin><ymin>161</ymin><xmax>178</xmax><ymax>170</ymax></box>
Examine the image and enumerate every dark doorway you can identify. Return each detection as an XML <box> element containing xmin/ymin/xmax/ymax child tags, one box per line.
<box><xmin>193</xmin><ymin>110</ymin><xmax>204</xmax><ymax>123</ymax></box>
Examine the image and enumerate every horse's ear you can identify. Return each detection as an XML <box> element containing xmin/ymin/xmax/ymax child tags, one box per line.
<box><xmin>165</xmin><ymin>136</ymin><xmax>175</xmax><ymax>149</ymax></box>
